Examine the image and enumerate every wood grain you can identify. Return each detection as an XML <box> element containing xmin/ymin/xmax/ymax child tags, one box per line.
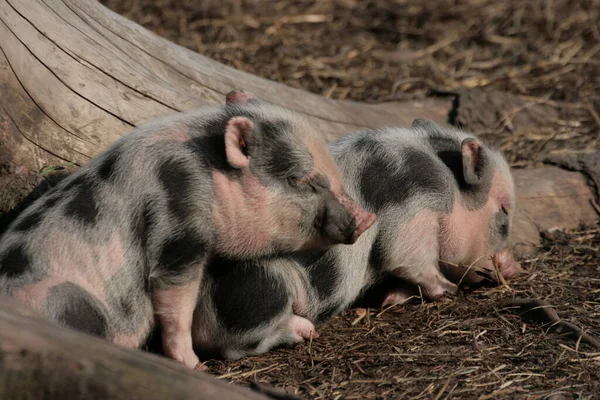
<box><xmin>0</xmin><ymin>296</ymin><xmax>272</xmax><ymax>400</ymax></box>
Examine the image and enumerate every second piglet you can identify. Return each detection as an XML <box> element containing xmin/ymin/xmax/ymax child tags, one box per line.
<box><xmin>0</xmin><ymin>91</ymin><xmax>375</xmax><ymax>369</ymax></box>
<box><xmin>189</xmin><ymin>120</ymin><xmax>521</xmax><ymax>359</ymax></box>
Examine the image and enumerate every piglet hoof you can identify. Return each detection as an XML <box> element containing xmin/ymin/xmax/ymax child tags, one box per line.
<box><xmin>164</xmin><ymin>344</ymin><xmax>201</xmax><ymax>369</ymax></box>
<box><xmin>288</xmin><ymin>315</ymin><xmax>319</xmax><ymax>341</ymax></box>
<box><xmin>193</xmin><ymin>362</ymin><xmax>208</xmax><ymax>372</ymax></box>
<box><xmin>382</xmin><ymin>289</ymin><xmax>413</xmax><ymax>308</ymax></box>
<box><xmin>424</xmin><ymin>280</ymin><xmax>458</xmax><ymax>301</ymax></box>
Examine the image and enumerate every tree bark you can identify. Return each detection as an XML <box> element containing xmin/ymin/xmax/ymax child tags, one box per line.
<box><xmin>0</xmin><ymin>0</ymin><xmax>450</xmax><ymax>169</ymax></box>
<box><xmin>0</xmin><ymin>296</ymin><xmax>274</xmax><ymax>400</ymax></box>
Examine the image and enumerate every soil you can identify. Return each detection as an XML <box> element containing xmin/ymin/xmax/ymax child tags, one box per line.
<box><xmin>1</xmin><ymin>0</ymin><xmax>599</xmax><ymax>398</ymax></box>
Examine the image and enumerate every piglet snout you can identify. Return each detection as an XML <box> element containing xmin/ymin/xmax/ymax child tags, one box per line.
<box><xmin>338</xmin><ymin>192</ymin><xmax>376</xmax><ymax>244</ymax></box>
<box><xmin>494</xmin><ymin>249</ymin><xmax>522</xmax><ymax>278</ymax></box>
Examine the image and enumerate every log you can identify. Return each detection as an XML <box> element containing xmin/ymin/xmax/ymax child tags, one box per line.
<box><xmin>0</xmin><ymin>0</ymin><xmax>450</xmax><ymax>169</ymax></box>
<box><xmin>0</xmin><ymin>296</ymin><xmax>273</xmax><ymax>400</ymax></box>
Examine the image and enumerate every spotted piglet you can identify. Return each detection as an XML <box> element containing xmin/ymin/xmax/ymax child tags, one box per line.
<box><xmin>189</xmin><ymin>120</ymin><xmax>521</xmax><ymax>359</ymax></box>
<box><xmin>0</xmin><ymin>91</ymin><xmax>375</xmax><ymax>369</ymax></box>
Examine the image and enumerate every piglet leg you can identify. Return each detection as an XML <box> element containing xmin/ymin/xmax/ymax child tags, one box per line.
<box><xmin>386</xmin><ymin>210</ymin><xmax>458</xmax><ymax>301</ymax></box>
<box><xmin>288</xmin><ymin>314</ymin><xmax>319</xmax><ymax>341</ymax></box>
<box><xmin>152</xmin><ymin>279</ymin><xmax>203</xmax><ymax>370</ymax></box>
<box><xmin>419</xmin><ymin>268</ymin><xmax>458</xmax><ymax>300</ymax></box>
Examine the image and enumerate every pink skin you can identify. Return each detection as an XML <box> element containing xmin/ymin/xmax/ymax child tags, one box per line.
<box><xmin>223</xmin><ymin>89</ymin><xmax>376</xmax><ymax>246</ymax></box>
<box><xmin>11</xmin><ymin>233</ymin><xmax>150</xmax><ymax>346</ymax></box>
<box><xmin>303</xmin><ymin>136</ymin><xmax>377</xmax><ymax>246</ymax></box>
<box><xmin>225</xmin><ymin>90</ymin><xmax>255</xmax><ymax>105</ymax></box>
<box><xmin>381</xmin><ymin>171</ymin><xmax>521</xmax><ymax>308</ymax></box>
<box><xmin>152</xmin><ymin>279</ymin><xmax>205</xmax><ymax>370</ymax></box>
<box><xmin>224</xmin><ymin>117</ymin><xmax>253</xmax><ymax>169</ymax></box>
<box><xmin>11</xmin><ymin>276</ymin><xmax>71</xmax><ymax>314</ymax></box>
<box><xmin>212</xmin><ymin>169</ymin><xmax>283</xmax><ymax>256</ymax></box>
<box><xmin>339</xmin><ymin>192</ymin><xmax>377</xmax><ymax>244</ymax></box>
<box><xmin>439</xmin><ymin>172</ymin><xmax>521</xmax><ymax>282</ymax></box>
<box><xmin>17</xmin><ymin>232</ymin><xmax>125</xmax><ymax>314</ymax></box>
<box><xmin>493</xmin><ymin>248</ymin><xmax>522</xmax><ymax>278</ymax></box>
<box><xmin>288</xmin><ymin>315</ymin><xmax>319</xmax><ymax>341</ymax></box>
<box><xmin>384</xmin><ymin>209</ymin><xmax>457</xmax><ymax>301</ymax></box>
<box><xmin>382</xmin><ymin>286</ymin><xmax>417</xmax><ymax>308</ymax></box>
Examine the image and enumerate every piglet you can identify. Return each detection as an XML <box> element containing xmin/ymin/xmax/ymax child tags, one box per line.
<box><xmin>188</xmin><ymin>120</ymin><xmax>521</xmax><ymax>359</ymax></box>
<box><xmin>0</xmin><ymin>91</ymin><xmax>375</xmax><ymax>369</ymax></box>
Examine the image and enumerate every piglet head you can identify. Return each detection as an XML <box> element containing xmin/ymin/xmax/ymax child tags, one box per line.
<box><xmin>439</xmin><ymin>137</ymin><xmax>521</xmax><ymax>282</ymax></box>
<box><xmin>222</xmin><ymin>90</ymin><xmax>375</xmax><ymax>252</ymax></box>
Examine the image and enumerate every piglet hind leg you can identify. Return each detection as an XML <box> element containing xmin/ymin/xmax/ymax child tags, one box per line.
<box><xmin>152</xmin><ymin>279</ymin><xmax>204</xmax><ymax>370</ymax></box>
<box><xmin>288</xmin><ymin>314</ymin><xmax>319</xmax><ymax>342</ymax></box>
<box><xmin>419</xmin><ymin>267</ymin><xmax>458</xmax><ymax>300</ymax></box>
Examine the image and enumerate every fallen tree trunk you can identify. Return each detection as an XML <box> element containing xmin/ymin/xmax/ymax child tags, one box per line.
<box><xmin>0</xmin><ymin>296</ymin><xmax>273</xmax><ymax>400</ymax></box>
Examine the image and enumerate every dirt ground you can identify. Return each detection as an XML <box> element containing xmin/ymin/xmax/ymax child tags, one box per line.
<box><xmin>1</xmin><ymin>0</ymin><xmax>598</xmax><ymax>398</ymax></box>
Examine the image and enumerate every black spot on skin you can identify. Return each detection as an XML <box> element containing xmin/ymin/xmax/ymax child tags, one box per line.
<box><xmin>0</xmin><ymin>244</ymin><xmax>30</xmax><ymax>278</ymax></box>
<box><xmin>350</xmin><ymin>132</ymin><xmax>381</xmax><ymax>153</ymax></box>
<box><xmin>119</xmin><ymin>297</ymin><xmax>135</xmax><ymax>318</ymax></box>
<box><xmin>131</xmin><ymin>201</ymin><xmax>156</xmax><ymax>293</ymax></box>
<box><xmin>207</xmin><ymin>257</ymin><xmax>288</xmax><ymax>332</ymax></box>
<box><xmin>368</xmin><ymin>232</ymin><xmax>387</xmax><ymax>271</ymax></box>
<box><xmin>11</xmin><ymin>193</ymin><xmax>61</xmax><ymax>233</ymax></box>
<box><xmin>293</xmin><ymin>250</ymin><xmax>338</xmax><ymax>301</ymax></box>
<box><xmin>61</xmin><ymin>175</ymin><xmax>87</xmax><ymax>191</ymax></box>
<box><xmin>437</xmin><ymin>149</ymin><xmax>465</xmax><ymax>187</ymax></box>
<box><xmin>315</xmin><ymin>304</ymin><xmax>339</xmax><ymax>324</ymax></box>
<box><xmin>427</xmin><ymin>135</ymin><xmax>492</xmax><ymax>209</ymax></box>
<box><xmin>97</xmin><ymin>146</ymin><xmax>121</xmax><ymax>181</ymax></box>
<box><xmin>44</xmin><ymin>195</ymin><xmax>60</xmax><ymax>209</ymax></box>
<box><xmin>157</xmin><ymin>158</ymin><xmax>196</xmax><ymax>222</ymax></box>
<box><xmin>131</xmin><ymin>199</ymin><xmax>156</xmax><ymax>251</ymax></box>
<box><xmin>194</xmin><ymin>112</ymin><xmax>309</xmax><ymax>180</ymax></box>
<box><xmin>191</xmin><ymin>115</ymin><xmax>239</xmax><ymax>174</ymax></box>
<box><xmin>492</xmin><ymin>210</ymin><xmax>510</xmax><ymax>239</ymax></box>
<box><xmin>64</xmin><ymin>176</ymin><xmax>99</xmax><ymax>225</ymax></box>
<box><xmin>12</xmin><ymin>210</ymin><xmax>44</xmax><ymax>232</ymax></box>
<box><xmin>263</xmin><ymin>136</ymin><xmax>300</xmax><ymax>178</ymax></box>
<box><xmin>156</xmin><ymin>231</ymin><xmax>206</xmax><ymax>279</ymax></box>
<box><xmin>47</xmin><ymin>282</ymin><xmax>109</xmax><ymax>338</ymax></box>
<box><xmin>360</xmin><ymin>148</ymin><xmax>449</xmax><ymax>212</ymax></box>
<box><xmin>353</xmin><ymin>273</ymin><xmax>413</xmax><ymax>309</ymax></box>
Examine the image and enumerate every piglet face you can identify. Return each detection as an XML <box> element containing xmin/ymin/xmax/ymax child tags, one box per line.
<box><xmin>254</xmin><ymin>120</ymin><xmax>375</xmax><ymax>252</ymax></box>
<box><xmin>439</xmin><ymin>138</ymin><xmax>521</xmax><ymax>281</ymax></box>
<box><xmin>220</xmin><ymin>92</ymin><xmax>375</xmax><ymax>254</ymax></box>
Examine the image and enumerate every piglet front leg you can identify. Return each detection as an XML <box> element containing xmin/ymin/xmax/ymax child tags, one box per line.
<box><xmin>152</xmin><ymin>279</ymin><xmax>205</xmax><ymax>370</ymax></box>
<box><xmin>384</xmin><ymin>210</ymin><xmax>458</xmax><ymax>302</ymax></box>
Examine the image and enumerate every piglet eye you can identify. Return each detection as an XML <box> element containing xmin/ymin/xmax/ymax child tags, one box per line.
<box><xmin>287</xmin><ymin>175</ymin><xmax>312</xmax><ymax>191</ymax></box>
<box><xmin>287</xmin><ymin>176</ymin><xmax>301</xmax><ymax>187</ymax></box>
<box><xmin>501</xmin><ymin>206</ymin><xmax>508</xmax><ymax>215</ymax></box>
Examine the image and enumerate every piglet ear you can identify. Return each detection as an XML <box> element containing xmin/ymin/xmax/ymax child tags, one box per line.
<box><xmin>225</xmin><ymin>90</ymin><xmax>256</xmax><ymax>105</ymax></box>
<box><xmin>225</xmin><ymin>117</ymin><xmax>254</xmax><ymax>169</ymax></box>
<box><xmin>461</xmin><ymin>138</ymin><xmax>486</xmax><ymax>186</ymax></box>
